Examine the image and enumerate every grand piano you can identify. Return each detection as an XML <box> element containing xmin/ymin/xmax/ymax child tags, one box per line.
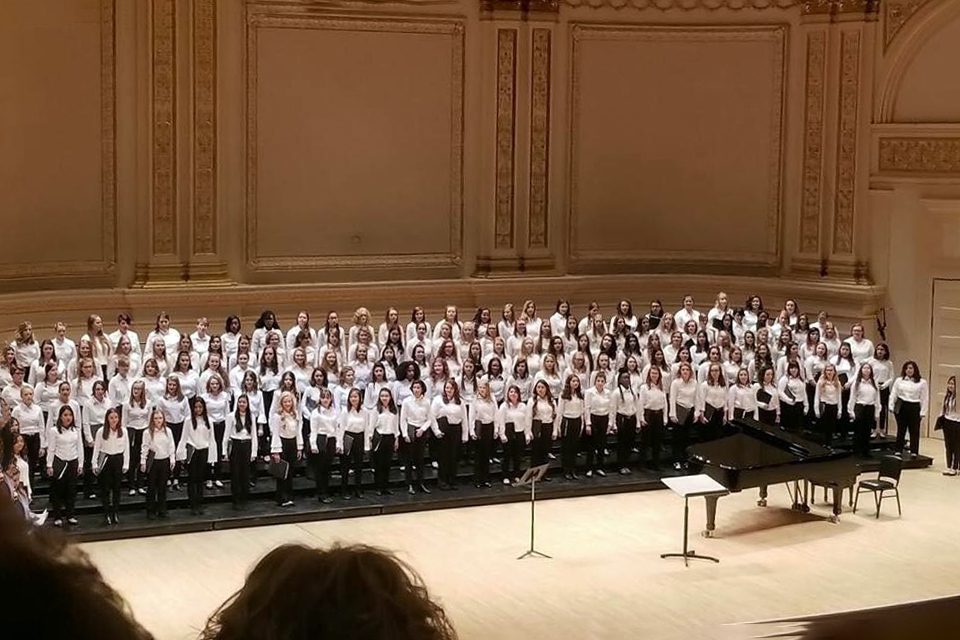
<box><xmin>686</xmin><ymin>418</ymin><xmax>860</xmax><ymax>536</ymax></box>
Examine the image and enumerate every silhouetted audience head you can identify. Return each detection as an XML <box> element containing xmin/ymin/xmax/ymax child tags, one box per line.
<box><xmin>201</xmin><ymin>543</ymin><xmax>457</xmax><ymax>640</ymax></box>
<box><xmin>0</xmin><ymin>513</ymin><xmax>153</xmax><ymax>640</ymax></box>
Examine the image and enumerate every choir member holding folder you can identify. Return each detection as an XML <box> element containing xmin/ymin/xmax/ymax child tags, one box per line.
<box><xmin>337</xmin><ymin>388</ymin><xmax>368</xmax><ymax>499</ymax></box>
<box><xmin>270</xmin><ymin>391</ymin><xmax>302</xmax><ymax>507</ymax></box>
<box><xmin>46</xmin><ymin>405</ymin><xmax>83</xmax><ymax>527</ymax></box>
<box><xmin>556</xmin><ymin>374</ymin><xmax>586</xmax><ymax>480</ymax></box>
<box><xmin>92</xmin><ymin>407</ymin><xmax>129</xmax><ymax>525</ymax></box>
<box><xmin>431</xmin><ymin>380</ymin><xmax>468</xmax><ymax>491</ymax></box>
<box><xmin>308</xmin><ymin>388</ymin><xmax>338</xmax><ymax>503</ymax></box>
<box><xmin>178</xmin><ymin>397</ymin><xmax>219</xmax><ymax>515</ymax></box>
<box><xmin>140</xmin><ymin>408</ymin><xmax>176</xmax><ymax>519</ymax></box>
<box><xmin>400</xmin><ymin>380</ymin><xmax>432</xmax><ymax>495</ymax></box>
<box><xmin>496</xmin><ymin>385</ymin><xmax>530</xmax><ymax>485</ymax></box>
<box><xmin>369</xmin><ymin>388</ymin><xmax>400</xmax><ymax>496</ymax></box>
<box><xmin>471</xmin><ymin>381</ymin><xmax>498</xmax><ymax>487</ymax></box>
<box><xmin>223</xmin><ymin>394</ymin><xmax>258</xmax><ymax>509</ymax></box>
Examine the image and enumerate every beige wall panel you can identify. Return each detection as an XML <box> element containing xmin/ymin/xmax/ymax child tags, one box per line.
<box><xmin>893</xmin><ymin>15</ymin><xmax>960</xmax><ymax>123</ymax></box>
<box><xmin>0</xmin><ymin>0</ymin><xmax>106</xmax><ymax>268</ymax></box>
<box><xmin>568</xmin><ymin>26</ymin><xmax>784</xmax><ymax>269</ymax></box>
<box><xmin>249</xmin><ymin>20</ymin><xmax>463</xmax><ymax>267</ymax></box>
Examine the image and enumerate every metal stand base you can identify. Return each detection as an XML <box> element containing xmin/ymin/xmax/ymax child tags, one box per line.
<box><xmin>661</xmin><ymin>495</ymin><xmax>720</xmax><ymax>567</ymax></box>
<box><xmin>660</xmin><ymin>551</ymin><xmax>720</xmax><ymax>566</ymax></box>
<box><xmin>518</xmin><ymin>549</ymin><xmax>552</xmax><ymax>560</ymax></box>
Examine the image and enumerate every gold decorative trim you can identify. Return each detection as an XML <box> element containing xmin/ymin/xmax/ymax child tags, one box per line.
<box><xmin>801</xmin><ymin>0</ymin><xmax>878</xmax><ymax>16</ymax></box>
<box><xmin>495</xmin><ymin>29</ymin><xmax>516</xmax><ymax>250</ymax></box>
<box><xmin>193</xmin><ymin>0</ymin><xmax>217</xmax><ymax>256</ymax></box>
<box><xmin>152</xmin><ymin>0</ymin><xmax>177</xmax><ymax>256</ymax></box>
<box><xmin>483</xmin><ymin>0</ymin><xmax>559</xmax><ymax>12</ymax></box>
<box><xmin>245</xmin><ymin>11</ymin><xmax>465</xmax><ymax>273</ymax></box>
<box><xmin>799</xmin><ymin>30</ymin><xmax>826</xmax><ymax>256</ymax></box>
<box><xmin>529</xmin><ymin>28</ymin><xmax>551</xmax><ymax>250</ymax></box>
<box><xmin>884</xmin><ymin>0</ymin><xmax>929</xmax><ymax>48</ymax></box>
<box><xmin>878</xmin><ymin>137</ymin><xmax>960</xmax><ymax>174</ymax></box>
<box><xmin>832</xmin><ymin>30</ymin><xmax>860</xmax><ymax>256</ymax></box>
<box><xmin>567</xmin><ymin>24</ymin><xmax>785</xmax><ymax>269</ymax></box>
<box><xmin>564</xmin><ymin>0</ymin><xmax>796</xmax><ymax>8</ymax></box>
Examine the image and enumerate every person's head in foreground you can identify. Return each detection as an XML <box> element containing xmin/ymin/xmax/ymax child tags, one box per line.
<box><xmin>201</xmin><ymin>543</ymin><xmax>457</xmax><ymax>640</ymax></box>
<box><xmin>0</xmin><ymin>508</ymin><xmax>153</xmax><ymax>639</ymax></box>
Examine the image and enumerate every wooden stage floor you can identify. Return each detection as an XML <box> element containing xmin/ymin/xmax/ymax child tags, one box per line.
<box><xmin>83</xmin><ymin>438</ymin><xmax>959</xmax><ymax>640</ymax></box>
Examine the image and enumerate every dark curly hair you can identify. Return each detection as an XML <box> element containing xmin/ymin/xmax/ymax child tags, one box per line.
<box><xmin>200</xmin><ymin>543</ymin><xmax>457</xmax><ymax>640</ymax></box>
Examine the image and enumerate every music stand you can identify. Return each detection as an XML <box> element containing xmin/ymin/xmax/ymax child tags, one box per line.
<box><xmin>515</xmin><ymin>463</ymin><xmax>551</xmax><ymax>560</ymax></box>
<box><xmin>660</xmin><ymin>474</ymin><xmax>729</xmax><ymax>567</ymax></box>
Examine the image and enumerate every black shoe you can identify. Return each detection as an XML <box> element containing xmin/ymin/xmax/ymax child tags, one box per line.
<box><xmin>146</xmin><ymin>512</ymin><xmax>156</xmax><ymax>520</ymax></box>
<box><xmin>483</xmin><ymin>481</ymin><xmax>491</xmax><ymax>488</ymax></box>
<box><xmin>112</xmin><ymin>512</ymin><xmax>120</xmax><ymax>525</ymax></box>
<box><xmin>352</xmin><ymin>489</ymin><xmax>362</xmax><ymax>499</ymax></box>
<box><xmin>321</xmin><ymin>496</ymin><xmax>334</xmax><ymax>504</ymax></box>
<box><xmin>158</xmin><ymin>512</ymin><xmax>168</xmax><ymax>519</ymax></box>
<box><xmin>343</xmin><ymin>492</ymin><xmax>353</xmax><ymax>501</ymax></box>
<box><xmin>571</xmin><ymin>472</ymin><xmax>580</xmax><ymax>480</ymax></box>
<box><xmin>450</xmin><ymin>484</ymin><xmax>459</xmax><ymax>491</ymax></box>
<box><xmin>419</xmin><ymin>484</ymin><xmax>431</xmax><ymax>494</ymax></box>
<box><xmin>408</xmin><ymin>485</ymin><xmax>416</xmax><ymax>495</ymax></box>
<box><xmin>103</xmin><ymin>514</ymin><xmax>112</xmax><ymax>526</ymax></box>
<box><xmin>438</xmin><ymin>482</ymin><xmax>450</xmax><ymax>491</ymax></box>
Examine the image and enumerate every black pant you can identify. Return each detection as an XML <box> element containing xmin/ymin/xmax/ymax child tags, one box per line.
<box><xmin>437</xmin><ymin>419</ymin><xmax>463</xmax><ymax>486</ymax></box>
<box><xmin>168</xmin><ymin>422</ymin><xmax>184</xmax><ymax>480</ymax></box>
<box><xmin>340</xmin><ymin>432</ymin><xmax>364</xmax><ymax>492</ymax></box>
<box><xmin>99</xmin><ymin>453</ymin><xmax>124</xmax><ymax>514</ymax></box>
<box><xmin>127</xmin><ymin>428</ymin><xmax>145</xmax><ymax>489</ymax></box>
<box><xmin>641</xmin><ymin>409</ymin><xmax>664</xmax><ymax>468</ymax></box>
<box><xmin>474</xmin><ymin>422</ymin><xmax>494</xmax><ymax>483</ymax></box>
<box><xmin>853</xmin><ymin>403</ymin><xmax>876</xmax><ymax>457</ymax></box>
<box><xmin>560</xmin><ymin>417</ymin><xmax>582</xmax><ymax>474</ymax></box>
<box><xmin>819</xmin><ymin>403</ymin><xmax>839</xmax><ymax>447</ymax></box>
<box><xmin>230</xmin><ymin>439</ymin><xmax>252</xmax><ymax>506</ymax></box>
<box><xmin>22</xmin><ymin>432</ymin><xmax>41</xmax><ymax>480</ymax></box>
<box><xmin>895</xmin><ymin>401</ymin><xmax>922</xmax><ymax>456</ymax></box>
<box><xmin>50</xmin><ymin>457</ymin><xmax>78</xmax><ymax>520</ymax></box>
<box><xmin>616</xmin><ymin>414</ymin><xmax>637</xmax><ymax>467</ymax></box>
<box><xmin>311</xmin><ymin>435</ymin><xmax>336</xmax><ymax>497</ymax></box>
<box><xmin>277</xmin><ymin>437</ymin><xmax>297</xmax><ymax>503</ymax></box>
<box><xmin>586</xmin><ymin>414</ymin><xmax>608</xmax><ymax>470</ymax></box>
<box><xmin>781</xmin><ymin>403</ymin><xmax>804</xmax><ymax>433</ymax></box>
<box><xmin>146</xmin><ymin>458</ymin><xmax>171</xmax><ymax>516</ymax></box>
<box><xmin>758</xmin><ymin>408</ymin><xmax>777</xmax><ymax>426</ymax></box>
<box><xmin>503</xmin><ymin>427</ymin><xmax>525</xmax><ymax>481</ymax></box>
<box><xmin>210</xmin><ymin>421</ymin><xmax>226</xmax><ymax>480</ymax></box>
<box><xmin>403</xmin><ymin>429</ymin><xmax>428</xmax><ymax>485</ymax></box>
<box><xmin>187</xmin><ymin>448</ymin><xmax>208</xmax><ymax>510</ymax></box>
<box><xmin>531</xmin><ymin>420</ymin><xmax>552</xmax><ymax>467</ymax></box>
<box><xmin>373</xmin><ymin>433</ymin><xmax>395</xmax><ymax>491</ymax></box>
<box><xmin>878</xmin><ymin>387</ymin><xmax>891</xmax><ymax>434</ymax></box>
<box><xmin>671</xmin><ymin>408</ymin><xmax>694</xmax><ymax>462</ymax></box>
<box><xmin>702</xmin><ymin>405</ymin><xmax>725</xmax><ymax>441</ymax></box>
<box><xmin>943</xmin><ymin>418</ymin><xmax>960</xmax><ymax>470</ymax></box>
<box><xmin>82</xmin><ymin>426</ymin><xmax>100</xmax><ymax>497</ymax></box>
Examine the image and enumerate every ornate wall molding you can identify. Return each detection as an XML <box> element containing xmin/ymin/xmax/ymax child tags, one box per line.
<box><xmin>877</xmin><ymin>137</ymin><xmax>960</xmax><ymax>174</ymax></box>
<box><xmin>245</xmin><ymin>11</ymin><xmax>465</xmax><ymax>273</ymax></box>
<box><xmin>799</xmin><ymin>30</ymin><xmax>826</xmax><ymax>256</ymax></box>
<box><xmin>152</xmin><ymin>0</ymin><xmax>177</xmax><ymax>256</ymax></box>
<box><xmin>528</xmin><ymin>28</ymin><xmax>551</xmax><ymax>249</ymax></box>
<box><xmin>563</xmin><ymin>0</ymin><xmax>796</xmax><ymax>9</ymax></box>
<box><xmin>495</xmin><ymin>29</ymin><xmax>516</xmax><ymax>250</ymax></box>
<box><xmin>832</xmin><ymin>30</ymin><xmax>860</xmax><ymax>256</ymax></box>
<box><xmin>883</xmin><ymin>0</ymin><xmax>929</xmax><ymax>48</ymax></box>
<box><xmin>192</xmin><ymin>0</ymin><xmax>217</xmax><ymax>257</ymax></box>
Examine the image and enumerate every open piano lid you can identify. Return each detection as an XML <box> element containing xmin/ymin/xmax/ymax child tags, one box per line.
<box><xmin>687</xmin><ymin>417</ymin><xmax>843</xmax><ymax>471</ymax></box>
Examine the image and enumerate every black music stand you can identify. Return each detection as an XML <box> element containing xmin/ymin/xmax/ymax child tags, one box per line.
<box><xmin>660</xmin><ymin>474</ymin><xmax>729</xmax><ymax>567</ymax></box>
<box><xmin>515</xmin><ymin>463</ymin><xmax>551</xmax><ymax>560</ymax></box>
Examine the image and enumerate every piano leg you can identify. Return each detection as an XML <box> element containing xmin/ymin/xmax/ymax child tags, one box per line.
<box><xmin>829</xmin><ymin>485</ymin><xmax>842</xmax><ymax>523</ymax></box>
<box><xmin>757</xmin><ymin>485</ymin><xmax>768</xmax><ymax>507</ymax></box>
<box><xmin>703</xmin><ymin>494</ymin><xmax>720</xmax><ymax>537</ymax></box>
